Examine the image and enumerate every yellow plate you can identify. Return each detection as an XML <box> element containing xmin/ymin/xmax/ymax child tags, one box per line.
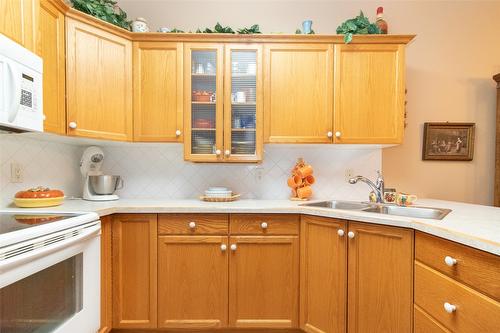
<box><xmin>14</xmin><ymin>197</ymin><xmax>64</xmax><ymax>208</ymax></box>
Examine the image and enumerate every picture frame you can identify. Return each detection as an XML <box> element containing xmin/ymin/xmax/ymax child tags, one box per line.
<box><xmin>422</xmin><ymin>122</ymin><xmax>475</xmax><ymax>161</ymax></box>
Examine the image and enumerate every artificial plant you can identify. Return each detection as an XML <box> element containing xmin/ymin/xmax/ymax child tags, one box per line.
<box><xmin>71</xmin><ymin>0</ymin><xmax>131</xmax><ymax>30</ymax></box>
<box><xmin>336</xmin><ymin>11</ymin><xmax>381</xmax><ymax>43</ymax></box>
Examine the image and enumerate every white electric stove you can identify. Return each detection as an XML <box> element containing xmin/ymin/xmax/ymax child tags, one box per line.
<box><xmin>0</xmin><ymin>211</ymin><xmax>101</xmax><ymax>333</ymax></box>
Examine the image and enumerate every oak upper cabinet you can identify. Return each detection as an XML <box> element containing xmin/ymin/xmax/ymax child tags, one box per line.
<box><xmin>347</xmin><ymin>222</ymin><xmax>414</xmax><ymax>333</ymax></box>
<box><xmin>38</xmin><ymin>0</ymin><xmax>65</xmax><ymax>134</ymax></box>
<box><xmin>333</xmin><ymin>44</ymin><xmax>405</xmax><ymax>144</ymax></box>
<box><xmin>300</xmin><ymin>216</ymin><xmax>347</xmax><ymax>333</ymax></box>
<box><xmin>184</xmin><ymin>43</ymin><xmax>263</xmax><ymax>162</ymax></box>
<box><xmin>184</xmin><ymin>43</ymin><xmax>224</xmax><ymax>162</ymax></box>
<box><xmin>0</xmin><ymin>0</ymin><xmax>37</xmax><ymax>51</ymax></box>
<box><xmin>133</xmin><ymin>42</ymin><xmax>183</xmax><ymax>142</ymax></box>
<box><xmin>66</xmin><ymin>17</ymin><xmax>132</xmax><ymax>141</ymax></box>
<box><xmin>158</xmin><ymin>235</ymin><xmax>229</xmax><ymax>329</ymax></box>
<box><xmin>228</xmin><ymin>216</ymin><xmax>299</xmax><ymax>328</ymax></box>
<box><xmin>263</xmin><ymin>44</ymin><xmax>334</xmax><ymax>143</ymax></box>
<box><xmin>112</xmin><ymin>214</ymin><xmax>157</xmax><ymax>329</ymax></box>
<box><xmin>223</xmin><ymin>44</ymin><xmax>263</xmax><ymax>162</ymax></box>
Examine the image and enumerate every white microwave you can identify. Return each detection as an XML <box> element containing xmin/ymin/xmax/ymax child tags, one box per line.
<box><xmin>0</xmin><ymin>33</ymin><xmax>43</xmax><ymax>132</ymax></box>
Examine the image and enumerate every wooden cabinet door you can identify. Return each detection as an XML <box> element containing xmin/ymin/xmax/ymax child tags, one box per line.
<box><xmin>333</xmin><ymin>44</ymin><xmax>405</xmax><ymax>144</ymax></box>
<box><xmin>133</xmin><ymin>42</ymin><xmax>183</xmax><ymax>142</ymax></box>
<box><xmin>158</xmin><ymin>236</ymin><xmax>228</xmax><ymax>329</ymax></box>
<box><xmin>184</xmin><ymin>43</ymin><xmax>224</xmax><ymax>162</ymax></box>
<box><xmin>38</xmin><ymin>0</ymin><xmax>65</xmax><ymax>134</ymax></box>
<box><xmin>223</xmin><ymin>44</ymin><xmax>263</xmax><ymax>162</ymax></box>
<box><xmin>66</xmin><ymin>17</ymin><xmax>132</xmax><ymax>141</ymax></box>
<box><xmin>300</xmin><ymin>216</ymin><xmax>347</xmax><ymax>333</ymax></box>
<box><xmin>99</xmin><ymin>215</ymin><xmax>112</xmax><ymax>333</ymax></box>
<box><xmin>347</xmin><ymin>222</ymin><xmax>413</xmax><ymax>333</ymax></box>
<box><xmin>112</xmin><ymin>214</ymin><xmax>157</xmax><ymax>329</ymax></box>
<box><xmin>0</xmin><ymin>0</ymin><xmax>36</xmax><ymax>51</ymax></box>
<box><xmin>263</xmin><ymin>43</ymin><xmax>334</xmax><ymax>143</ymax></box>
<box><xmin>229</xmin><ymin>235</ymin><xmax>299</xmax><ymax>328</ymax></box>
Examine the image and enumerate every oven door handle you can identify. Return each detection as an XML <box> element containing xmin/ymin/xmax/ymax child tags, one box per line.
<box><xmin>0</xmin><ymin>223</ymin><xmax>101</xmax><ymax>272</ymax></box>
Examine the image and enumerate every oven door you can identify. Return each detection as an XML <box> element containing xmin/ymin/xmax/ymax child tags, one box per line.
<box><xmin>0</xmin><ymin>222</ymin><xmax>101</xmax><ymax>333</ymax></box>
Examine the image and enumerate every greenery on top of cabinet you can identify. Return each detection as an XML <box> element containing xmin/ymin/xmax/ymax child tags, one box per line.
<box><xmin>71</xmin><ymin>0</ymin><xmax>131</xmax><ymax>30</ymax></box>
<box><xmin>336</xmin><ymin>11</ymin><xmax>381</xmax><ymax>43</ymax></box>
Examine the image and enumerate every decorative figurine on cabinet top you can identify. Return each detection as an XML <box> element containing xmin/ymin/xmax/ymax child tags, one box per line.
<box><xmin>288</xmin><ymin>158</ymin><xmax>315</xmax><ymax>200</ymax></box>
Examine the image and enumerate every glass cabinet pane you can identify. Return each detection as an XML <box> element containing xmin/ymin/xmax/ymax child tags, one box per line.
<box><xmin>191</xmin><ymin>50</ymin><xmax>217</xmax><ymax>155</ymax></box>
<box><xmin>230</xmin><ymin>51</ymin><xmax>257</xmax><ymax>156</ymax></box>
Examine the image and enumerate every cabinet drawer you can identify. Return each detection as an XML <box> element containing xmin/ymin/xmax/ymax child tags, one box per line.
<box><xmin>415</xmin><ymin>262</ymin><xmax>500</xmax><ymax>333</ymax></box>
<box><xmin>414</xmin><ymin>305</ymin><xmax>450</xmax><ymax>333</ymax></box>
<box><xmin>415</xmin><ymin>232</ymin><xmax>500</xmax><ymax>300</ymax></box>
<box><xmin>230</xmin><ymin>214</ymin><xmax>299</xmax><ymax>235</ymax></box>
<box><xmin>158</xmin><ymin>214</ymin><xmax>228</xmax><ymax>235</ymax></box>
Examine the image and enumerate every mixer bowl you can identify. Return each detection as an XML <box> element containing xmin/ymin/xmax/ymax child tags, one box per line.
<box><xmin>89</xmin><ymin>175</ymin><xmax>122</xmax><ymax>195</ymax></box>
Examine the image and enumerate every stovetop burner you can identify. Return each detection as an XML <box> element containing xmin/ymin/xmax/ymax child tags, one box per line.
<box><xmin>0</xmin><ymin>213</ymin><xmax>80</xmax><ymax>235</ymax></box>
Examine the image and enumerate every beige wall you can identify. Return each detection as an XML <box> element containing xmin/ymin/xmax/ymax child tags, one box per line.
<box><xmin>119</xmin><ymin>0</ymin><xmax>500</xmax><ymax>205</ymax></box>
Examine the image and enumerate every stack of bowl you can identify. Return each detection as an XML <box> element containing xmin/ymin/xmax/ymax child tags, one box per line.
<box><xmin>204</xmin><ymin>187</ymin><xmax>233</xmax><ymax>199</ymax></box>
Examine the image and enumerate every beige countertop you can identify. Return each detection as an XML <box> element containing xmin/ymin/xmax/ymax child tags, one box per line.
<box><xmin>3</xmin><ymin>198</ymin><xmax>500</xmax><ymax>255</ymax></box>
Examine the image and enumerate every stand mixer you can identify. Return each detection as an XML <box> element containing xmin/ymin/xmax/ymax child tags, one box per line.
<box><xmin>80</xmin><ymin>146</ymin><xmax>122</xmax><ymax>201</ymax></box>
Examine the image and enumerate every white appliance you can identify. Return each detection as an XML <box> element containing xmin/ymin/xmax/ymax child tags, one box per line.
<box><xmin>0</xmin><ymin>33</ymin><xmax>43</xmax><ymax>132</ymax></box>
<box><xmin>0</xmin><ymin>211</ymin><xmax>101</xmax><ymax>333</ymax></box>
<box><xmin>80</xmin><ymin>146</ymin><xmax>121</xmax><ymax>201</ymax></box>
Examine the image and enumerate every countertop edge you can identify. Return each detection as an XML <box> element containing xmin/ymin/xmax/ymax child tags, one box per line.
<box><xmin>26</xmin><ymin>200</ymin><xmax>498</xmax><ymax>256</ymax></box>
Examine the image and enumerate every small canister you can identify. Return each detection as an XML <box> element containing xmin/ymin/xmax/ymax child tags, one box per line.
<box><xmin>131</xmin><ymin>17</ymin><xmax>150</xmax><ymax>32</ymax></box>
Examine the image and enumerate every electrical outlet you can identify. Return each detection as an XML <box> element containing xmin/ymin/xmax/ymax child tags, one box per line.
<box><xmin>254</xmin><ymin>166</ymin><xmax>264</xmax><ymax>182</ymax></box>
<box><xmin>345</xmin><ymin>168</ymin><xmax>354</xmax><ymax>182</ymax></box>
<box><xmin>10</xmin><ymin>162</ymin><xmax>23</xmax><ymax>183</ymax></box>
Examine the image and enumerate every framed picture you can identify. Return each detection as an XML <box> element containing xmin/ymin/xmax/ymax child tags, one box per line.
<box><xmin>422</xmin><ymin>122</ymin><xmax>475</xmax><ymax>161</ymax></box>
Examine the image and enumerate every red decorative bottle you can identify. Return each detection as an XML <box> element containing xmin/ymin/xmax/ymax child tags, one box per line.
<box><xmin>376</xmin><ymin>7</ymin><xmax>388</xmax><ymax>34</ymax></box>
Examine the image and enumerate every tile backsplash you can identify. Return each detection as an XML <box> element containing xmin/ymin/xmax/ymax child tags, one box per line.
<box><xmin>1</xmin><ymin>133</ymin><xmax>381</xmax><ymax>207</ymax></box>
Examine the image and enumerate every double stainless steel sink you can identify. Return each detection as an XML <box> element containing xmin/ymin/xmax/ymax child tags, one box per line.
<box><xmin>301</xmin><ymin>200</ymin><xmax>451</xmax><ymax>220</ymax></box>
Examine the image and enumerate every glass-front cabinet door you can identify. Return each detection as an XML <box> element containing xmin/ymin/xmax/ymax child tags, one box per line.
<box><xmin>223</xmin><ymin>45</ymin><xmax>263</xmax><ymax>162</ymax></box>
<box><xmin>184</xmin><ymin>43</ymin><xmax>262</xmax><ymax>163</ymax></box>
<box><xmin>184</xmin><ymin>44</ymin><xmax>224</xmax><ymax>161</ymax></box>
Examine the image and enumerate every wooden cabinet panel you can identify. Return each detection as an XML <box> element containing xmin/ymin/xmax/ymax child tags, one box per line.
<box><xmin>158</xmin><ymin>236</ymin><xmax>228</xmax><ymax>328</ymax></box>
<box><xmin>133</xmin><ymin>41</ymin><xmax>183</xmax><ymax>142</ymax></box>
<box><xmin>38</xmin><ymin>0</ymin><xmax>65</xmax><ymax>134</ymax></box>
<box><xmin>415</xmin><ymin>231</ymin><xmax>500</xmax><ymax>301</ymax></box>
<box><xmin>158</xmin><ymin>213</ymin><xmax>228</xmax><ymax>235</ymax></box>
<box><xmin>99</xmin><ymin>215</ymin><xmax>112</xmax><ymax>333</ymax></box>
<box><xmin>264</xmin><ymin>44</ymin><xmax>333</xmax><ymax>143</ymax></box>
<box><xmin>66</xmin><ymin>17</ymin><xmax>132</xmax><ymax>141</ymax></box>
<box><xmin>415</xmin><ymin>261</ymin><xmax>500</xmax><ymax>333</ymax></box>
<box><xmin>414</xmin><ymin>305</ymin><xmax>450</xmax><ymax>333</ymax></box>
<box><xmin>333</xmin><ymin>44</ymin><xmax>405</xmax><ymax>144</ymax></box>
<box><xmin>229</xmin><ymin>235</ymin><xmax>299</xmax><ymax>328</ymax></box>
<box><xmin>0</xmin><ymin>0</ymin><xmax>36</xmax><ymax>51</ymax></box>
<box><xmin>347</xmin><ymin>222</ymin><xmax>413</xmax><ymax>333</ymax></box>
<box><xmin>300</xmin><ymin>216</ymin><xmax>347</xmax><ymax>333</ymax></box>
<box><xmin>230</xmin><ymin>214</ymin><xmax>299</xmax><ymax>235</ymax></box>
<box><xmin>112</xmin><ymin>214</ymin><xmax>157</xmax><ymax>328</ymax></box>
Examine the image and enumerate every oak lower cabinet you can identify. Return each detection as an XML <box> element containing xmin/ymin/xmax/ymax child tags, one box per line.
<box><xmin>112</xmin><ymin>214</ymin><xmax>157</xmax><ymax>329</ymax></box>
<box><xmin>300</xmin><ymin>217</ymin><xmax>413</xmax><ymax>333</ymax></box>
<box><xmin>133</xmin><ymin>41</ymin><xmax>183</xmax><ymax>142</ymax></box>
<box><xmin>229</xmin><ymin>235</ymin><xmax>299</xmax><ymax>328</ymax></box>
<box><xmin>157</xmin><ymin>235</ymin><xmax>229</xmax><ymax>329</ymax></box>
<box><xmin>300</xmin><ymin>216</ymin><xmax>347</xmax><ymax>333</ymax></box>
<box><xmin>264</xmin><ymin>44</ymin><xmax>334</xmax><ymax>143</ymax></box>
<box><xmin>0</xmin><ymin>0</ymin><xmax>37</xmax><ymax>51</ymax></box>
<box><xmin>66</xmin><ymin>17</ymin><xmax>133</xmax><ymax>141</ymax></box>
<box><xmin>333</xmin><ymin>44</ymin><xmax>406</xmax><ymax>144</ymax></box>
<box><xmin>347</xmin><ymin>222</ymin><xmax>414</xmax><ymax>333</ymax></box>
<box><xmin>38</xmin><ymin>0</ymin><xmax>66</xmax><ymax>134</ymax></box>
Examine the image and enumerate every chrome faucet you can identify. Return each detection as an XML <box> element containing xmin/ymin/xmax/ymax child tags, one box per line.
<box><xmin>348</xmin><ymin>171</ymin><xmax>385</xmax><ymax>203</ymax></box>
